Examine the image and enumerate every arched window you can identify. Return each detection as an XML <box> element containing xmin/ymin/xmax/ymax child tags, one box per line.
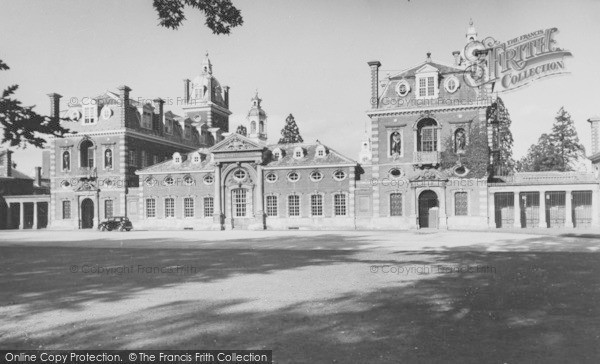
<box><xmin>250</xmin><ymin>121</ymin><xmax>257</xmax><ymax>134</ymax></box>
<box><xmin>390</xmin><ymin>131</ymin><xmax>402</xmax><ymax>155</ymax></box>
<box><xmin>62</xmin><ymin>150</ymin><xmax>71</xmax><ymax>171</ymax></box>
<box><xmin>104</xmin><ymin>148</ymin><xmax>113</xmax><ymax>170</ymax></box>
<box><xmin>417</xmin><ymin>119</ymin><xmax>438</xmax><ymax>152</ymax></box>
<box><xmin>454</xmin><ymin>128</ymin><xmax>467</xmax><ymax>152</ymax></box>
<box><xmin>259</xmin><ymin>121</ymin><xmax>264</xmax><ymax>133</ymax></box>
<box><xmin>80</xmin><ymin>139</ymin><xmax>94</xmax><ymax>168</ymax></box>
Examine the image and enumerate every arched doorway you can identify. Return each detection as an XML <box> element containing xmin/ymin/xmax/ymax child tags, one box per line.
<box><xmin>81</xmin><ymin>198</ymin><xmax>94</xmax><ymax>229</ymax></box>
<box><xmin>418</xmin><ymin>190</ymin><xmax>439</xmax><ymax>228</ymax></box>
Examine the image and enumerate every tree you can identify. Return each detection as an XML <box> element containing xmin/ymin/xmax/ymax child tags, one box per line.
<box><xmin>517</xmin><ymin>107</ymin><xmax>585</xmax><ymax>172</ymax></box>
<box><xmin>440</xmin><ymin>122</ymin><xmax>490</xmax><ymax>178</ymax></box>
<box><xmin>235</xmin><ymin>124</ymin><xmax>247</xmax><ymax>136</ymax></box>
<box><xmin>0</xmin><ymin>59</ymin><xmax>69</xmax><ymax>148</ymax></box>
<box><xmin>550</xmin><ymin>107</ymin><xmax>585</xmax><ymax>171</ymax></box>
<box><xmin>153</xmin><ymin>0</ymin><xmax>243</xmax><ymax>34</ymax></box>
<box><xmin>278</xmin><ymin>114</ymin><xmax>304</xmax><ymax>144</ymax></box>
<box><xmin>486</xmin><ymin>97</ymin><xmax>515</xmax><ymax>175</ymax></box>
<box><xmin>515</xmin><ymin>133</ymin><xmax>558</xmax><ymax>172</ymax></box>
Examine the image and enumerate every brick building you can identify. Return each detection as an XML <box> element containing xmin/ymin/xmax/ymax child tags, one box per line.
<box><xmin>47</xmin><ymin>54</ymin><xmax>230</xmax><ymax>229</ymax></box>
<box><xmin>6</xmin><ymin>22</ymin><xmax>599</xmax><ymax>231</ymax></box>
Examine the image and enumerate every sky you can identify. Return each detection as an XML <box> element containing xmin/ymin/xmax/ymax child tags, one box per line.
<box><xmin>1</xmin><ymin>0</ymin><xmax>600</xmax><ymax>177</ymax></box>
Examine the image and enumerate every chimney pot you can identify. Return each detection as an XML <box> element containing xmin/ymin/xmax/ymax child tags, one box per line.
<box><xmin>183</xmin><ymin>79</ymin><xmax>191</xmax><ymax>103</ymax></box>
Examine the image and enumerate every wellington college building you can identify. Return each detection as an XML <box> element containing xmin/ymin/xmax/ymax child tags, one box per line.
<box><xmin>2</xmin><ymin>23</ymin><xmax>600</xmax><ymax>230</ymax></box>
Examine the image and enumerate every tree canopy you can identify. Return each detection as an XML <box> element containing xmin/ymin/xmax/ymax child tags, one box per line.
<box><xmin>0</xmin><ymin>59</ymin><xmax>69</xmax><ymax>148</ymax></box>
<box><xmin>278</xmin><ymin>114</ymin><xmax>304</xmax><ymax>144</ymax></box>
<box><xmin>486</xmin><ymin>97</ymin><xmax>515</xmax><ymax>175</ymax></box>
<box><xmin>235</xmin><ymin>124</ymin><xmax>247</xmax><ymax>136</ymax></box>
<box><xmin>517</xmin><ymin>107</ymin><xmax>585</xmax><ymax>172</ymax></box>
<box><xmin>440</xmin><ymin>122</ymin><xmax>490</xmax><ymax>179</ymax></box>
<box><xmin>153</xmin><ymin>0</ymin><xmax>243</xmax><ymax>34</ymax></box>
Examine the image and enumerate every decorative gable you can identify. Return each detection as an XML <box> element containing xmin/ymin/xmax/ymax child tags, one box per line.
<box><xmin>210</xmin><ymin>134</ymin><xmax>264</xmax><ymax>153</ymax></box>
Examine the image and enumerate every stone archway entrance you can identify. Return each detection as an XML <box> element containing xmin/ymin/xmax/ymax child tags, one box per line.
<box><xmin>418</xmin><ymin>190</ymin><xmax>439</xmax><ymax>228</ymax></box>
<box><xmin>81</xmin><ymin>198</ymin><xmax>94</xmax><ymax>229</ymax></box>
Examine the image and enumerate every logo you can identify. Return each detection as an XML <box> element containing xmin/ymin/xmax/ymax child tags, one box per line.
<box><xmin>463</xmin><ymin>28</ymin><xmax>572</xmax><ymax>92</ymax></box>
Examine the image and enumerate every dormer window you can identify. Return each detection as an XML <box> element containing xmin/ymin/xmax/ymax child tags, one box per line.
<box><xmin>83</xmin><ymin>105</ymin><xmax>97</xmax><ymax>124</ymax></box>
<box><xmin>173</xmin><ymin>152</ymin><xmax>182</xmax><ymax>164</ymax></box>
<box><xmin>416</xmin><ymin>66</ymin><xmax>439</xmax><ymax>100</ymax></box>
<box><xmin>315</xmin><ymin>145</ymin><xmax>327</xmax><ymax>158</ymax></box>
<box><xmin>141</xmin><ymin>111</ymin><xmax>153</xmax><ymax>129</ymax></box>
<box><xmin>293</xmin><ymin>147</ymin><xmax>304</xmax><ymax>159</ymax></box>
<box><xmin>165</xmin><ymin>117</ymin><xmax>173</xmax><ymax>134</ymax></box>
<box><xmin>192</xmin><ymin>152</ymin><xmax>201</xmax><ymax>164</ymax></box>
<box><xmin>272</xmin><ymin>148</ymin><xmax>282</xmax><ymax>161</ymax></box>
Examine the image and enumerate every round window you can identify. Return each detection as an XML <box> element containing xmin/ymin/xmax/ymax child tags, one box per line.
<box><xmin>61</xmin><ymin>180</ymin><xmax>70</xmax><ymax>189</ymax></box>
<box><xmin>233</xmin><ymin>169</ymin><xmax>247</xmax><ymax>181</ymax></box>
<box><xmin>444</xmin><ymin>76</ymin><xmax>460</xmax><ymax>93</ymax></box>
<box><xmin>333</xmin><ymin>170</ymin><xmax>347</xmax><ymax>181</ymax></box>
<box><xmin>203</xmin><ymin>174</ymin><xmax>214</xmax><ymax>185</ymax></box>
<box><xmin>183</xmin><ymin>175</ymin><xmax>195</xmax><ymax>186</ymax></box>
<box><xmin>287</xmin><ymin>172</ymin><xmax>300</xmax><ymax>182</ymax></box>
<box><xmin>266</xmin><ymin>172</ymin><xmax>277</xmax><ymax>183</ymax></box>
<box><xmin>164</xmin><ymin>177</ymin><xmax>174</xmax><ymax>186</ymax></box>
<box><xmin>101</xmin><ymin>106</ymin><xmax>112</xmax><ymax>120</ymax></box>
<box><xmin>395</xmin><ymin>80</ymin><xmax>410</xmax><ymax>97</ymax></box>
<box><xmin>454</xmin><ymin>166</ymin><xmax>468</xmax><ymax>176</ymax></box>
<box><xmin>310</xmin><ymin>171</ymin><xmax>323</xmax><ymax>182</ymax></box>
<box><xmin>145</xmin><ymin>177</ymin><xmax>156</xmax><ymax>187</ymax></box>
<box><xmin>389</xmin><ymin>168</ymin><xmax>403</xmax><ymax>178</ymax></box>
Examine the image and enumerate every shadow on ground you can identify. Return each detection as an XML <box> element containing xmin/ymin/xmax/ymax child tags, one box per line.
<box><xmin>1</xmin><ymin>233</ymin><xmax>600</xmax><ymax>363</ymax></box>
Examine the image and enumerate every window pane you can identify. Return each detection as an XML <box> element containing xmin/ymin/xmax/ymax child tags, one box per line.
<box><xmin>184</xmin><ymin>197</ymin><xmax>194</xmax><ymax>217</ymax></box>
<box><xmin>104</xmin><ymin>200</ymin><xmax>113</xmax><ymax>219</ymax></box>
<box><xmin>233</xmin><ymin>189</ymin><xmax>247</xmax><ymax>217</ymax></box>
<box><xmin>146</xmin><ymin>199</ymin><xmax>155</xmax><ymax>218</ymax></box>
<box><xmin>288</xmin><ymin>195</ymin><xmax>300</xmax><ymax>216</ymax></box>
<box><xmin>62</xmin><ymin>201</ymin><xmax>71</xmax><ymax>219</ymax></box>
<box><xmin>165</xmin><ymin>198</ymin><xmax>174</xmax><ymax>218</ymax></box>
<box><xmin>390</xmin><ymin>193</ymin><xmax>402</xmax><ymax>216</ymax></box>
<box><xmin>311</xmin><ymin>194</ymin><xmax>323</xmax><ymax>216</ymax></box>
<box><xmin>266</xmin><ymin>196</ymin><xmax>278</xmax><ymax>217</ymax></box>
<box><xmin>455</xmin><ymin>192</ymin><xmax>468</xmax><ymax>216</ymax></box>
<box><xmin>204</xmin><ymin>197</ymin><xmax>214</xmax><ymax>217</ymax></box>
<box><xmin>334</xmin><ymin>194</ymin><xmax>347</xmax><ymax>216</ymax></box>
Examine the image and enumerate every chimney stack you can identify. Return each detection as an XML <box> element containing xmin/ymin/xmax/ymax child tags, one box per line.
<box><xmin>367</xmin><ymin>60</ymin><xmax>381</xmax><ymax>109</ymax></box>
<box><xmin>452</xmin><ymin>51</ymin><xmax>461</xmax><ymax>66</ymax></box>
<box><xmin>183</xmin><ymin>79</ymin><xmax>190</xmax><ymax>103</ymax></box>
<box><xmin>223</xmin><ymin>85</ymin><xmax>230</xmax><ymax>109</ymax></box>
<box><xmin>1</xmin><ymin>150</ymin><xmax>12</xmax><ymax>177</ymax></box>
<box><xmin>118</xmin><ymin>85</ymin><xmax>131</xmax><ymax>127</ymax></box>
<box><xmin>35</xmin><ymin>166</ymin><xmax>42</xmax><ymax>187</ymax></box>
<box><xmin>47</xmin><ymin>93</ymin><xmax>62</xmax><ymax>121</ymax></box>
<box><xmin>153</xmin><ymin>98</ymin><xmax>165</xmax><ymax>132</ymax></box>
<box><xmin>588</xmin><ymin>116</ymin><xmax>600</xmax><ymax>155</ymax></box>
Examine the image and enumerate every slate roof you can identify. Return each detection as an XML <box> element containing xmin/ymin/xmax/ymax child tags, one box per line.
<box><xmin>135</xmin><ymin>149</ymin><xmax>214</xmax><ymax>175</ymax></box>
<box><xmin>265</xmin><ymin>142</ymin><xmax>356</xmax><ymax>168</ymax></box>
<box><xmin>135</xmin><ymin>134</ymin><xmax>357</xmax><ymax>175</ymax></box>
<box><xmin>390</xmin><ymin>61</ymin><xmax>464</xmax><ymax>80</ymax></box>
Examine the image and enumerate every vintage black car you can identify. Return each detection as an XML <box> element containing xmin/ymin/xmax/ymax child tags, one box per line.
<box><xmin>98</xmin><ymin>216</ymin><xmax>133</xmax><ymax>231</ymax></box>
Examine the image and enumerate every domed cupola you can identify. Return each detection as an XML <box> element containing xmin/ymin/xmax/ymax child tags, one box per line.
<box><xmin>248</xmin><ymin>90</ymin><xmax>267</xmax><ymax>143</ymax></box>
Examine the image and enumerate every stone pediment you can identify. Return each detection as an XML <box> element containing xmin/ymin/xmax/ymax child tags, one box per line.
<box><xmin>74</xmin><ymin>179</ymin><xmax>98</xmax><ymax>192</ymax></box>
<box><xmin>415</xmin><ymin>64</ymin><xmax>439</xmax><ymax>74</ymax></box>
<box><xmin>409</xmin><ymin>168</ymin><xmax>449</xmax><ymax>182</ymax></box>
<box><xmin>210</xmin><ymin>133</ymin><xmax>264</xmax><ymax>153</ymax></box>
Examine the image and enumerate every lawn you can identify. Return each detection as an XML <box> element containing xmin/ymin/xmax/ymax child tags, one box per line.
<box><xmin>1</xmin><ymin>230</ymin><xmax>599</xmax><ymax>363</ymax></box>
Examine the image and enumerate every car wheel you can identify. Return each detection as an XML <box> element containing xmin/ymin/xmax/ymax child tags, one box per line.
<box><xmin>118</xmin><ymin>226</ymin><xmax>125</xmax><ymax>232</ymax></box>
<box><xmin>101</xmin><ymin>226</ymin><xmax>107</xmax><ymax>231</ymax></box>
